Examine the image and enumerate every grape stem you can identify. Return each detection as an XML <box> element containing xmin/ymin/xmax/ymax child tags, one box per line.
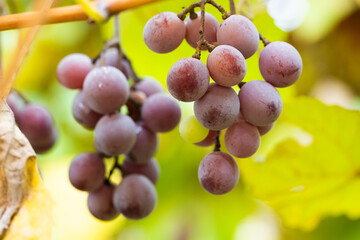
<box><xmin>177</xmin><ymin>0</ymin><xmax>230</xmax><ymax>21</ymax></box>
<box><xmin>238</xmin><ymin>81</ymin><xmax>246</xmax><ymax>89</ymax></box>
<box><xmin>213</xmin><ymin>131</ymin><xmax>221</xmax><ymax>152</ymax></box>
<box><xmin>229</xmin><ymin>0</ymin><xmax>236</xmax><ymax>15</ymax></box>
<box><xmin>259</xmin><ymin>33</ymin><xmax>271</xmax><ymax>46</ymax></box>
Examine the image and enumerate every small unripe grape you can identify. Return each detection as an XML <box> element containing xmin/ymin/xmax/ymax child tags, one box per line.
<box><xmin>143</xmin><ymin>12</ymin><xmax>185</xmax><ymax>53</ymax></box>
<box><xmin>179</xmin><ymin>115</ymin><xmax>209</xmax><ymax>143</ymax></box>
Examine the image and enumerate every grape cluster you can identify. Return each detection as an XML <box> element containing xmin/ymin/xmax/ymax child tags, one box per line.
<box><xmin>57</xmin><ymin>48</ymin><xmax>181</xmax><ymax>220</ymax></box>
<box><xmin>6</xmin><ymin>90</ymin><xmax>57</xmax><ymax>153</ymax></box>
<box><xmin>144</xmin><ymin>9</ymin><xmax>302</xmax><ymax>195</ymax></box>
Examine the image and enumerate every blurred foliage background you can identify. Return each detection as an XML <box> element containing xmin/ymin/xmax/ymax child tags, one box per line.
<box><xmin>2</xmin><ymin>0</ymin><xmax>360</xmax><ymax>239</ymax></box>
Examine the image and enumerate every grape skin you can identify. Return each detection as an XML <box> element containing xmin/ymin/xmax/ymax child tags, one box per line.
<box><xmin>239</xmin><ymin>80</ymin><xmax>282</xmax><ymax>126</ymax></box>
<box><xmin>113</xmin><ymin>174</ymin><xmax>157</xmax><ymax>220</ymax></box>
<box><xmin>142</xmin><ymin>93</ymin><xmax>181</xmax><ymax>133</ymax></box>
<box><xmin>217</xmin><ymin>15</ymin><xmax>259</xmax><ymax>59</ymax></box>
<box><xmin>6</xmin><ymin>91</ymin><xmax>25</xmax><ymax>122</ymax></box>
<box><xmin>207</xmin><ymin>45</ymin><xmax>247</xmax><ymax>87</ymax></box>
<box><xmin>57</xmin><ymin>53</ymin><xmax>93</xmax><ymax>89</ymax></box>
<box><xmin>195</xmin><ymin>130</ymin><xmax>216</xmax><ymax>147</ymax></box>
<box><xmin>185</xmin><ymin>11</ymin><xmax>219</xmax><ymax>49</ymax></box>
<box><xmin>257</xmin><ymin>123</ymin><xmax>274</xmax><ymax>136</ymax></box>
<box><xmin>143</xmin><ymin>12</ymin><xmax>185</xmax><ymax>53</ymax></box>
<box><xmin>94</xmin><ymin>113</ymin><xmax>137</xmax><ymax>157</ymax></box>
<box><xmin>225</xmin><ymin>121</ymin><xmax>260</xmax><ymax>158</ymax></box>
<box><xmin>259</xmin><ymin>41</ymin><xmax>303</xmax><ymax>87</ymax></box>
<box><xmin>198</xmin><ymin>152</ymin><xmax>239</xmax><ymax>195</ymax></box>
<box><xmin>167</xmin><ymin>57</ymin><xmax>210</xmax><ymax>102</ymax></box>
<box><xmin>134</xmin><ymin>77</ymin><xmax>164</xmax><ymax>97</ymax></box>
<box><xmin>72</xmin><ymin>91</ymin><xmax>103</xmax><ymax>129</ymax></box>
<box><xmin>87</xmin><ymin>184</ymin><xmax>119</xmax><ymax>221</ymax></box>
<box><xmin>179</xmin><ymin>115</ymin><xmax>209</xmax><ymax>143</ymax></box>
<box><xmin>194</xmin><ymin>84</ymin><xmax>239</xmax><ymax>130</ymax></box>
<box><xmin>69</xmin><ymin>153</ymin><xmax>105</xmax><ymax>191</ymax></box>
<box><xmin>122</xmin><ymin>158</ymin><xmax>160</xmax><ymax>184</ymax></box>
<box><xmin>103</xmin><ymin>48</ymin><xmax>131</xmax><ymax>79</ymax></box>
<box><xmin>83</xmin><ymin>66</ymin><xmax>129</xmax><ymax>114</ymax></box>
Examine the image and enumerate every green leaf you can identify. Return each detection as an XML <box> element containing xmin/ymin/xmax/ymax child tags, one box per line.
<box><xmin>239</xmin><ymin>97</ymin><xmax>360</xmax><ymax>231</ymax></box>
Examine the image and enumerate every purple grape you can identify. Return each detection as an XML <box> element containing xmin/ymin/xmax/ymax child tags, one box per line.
<box><xmin>259</xmin><ymin>41</ymin><xmax>303</xmax><ymax>87</ymax></box>
<box><xmin>103</xmin><ymin>48</ymin><xmax>131</xmax><ymax>79</ymax></box>
<box><xmin>133</xmin><ymin>77</ymin><xmax>164</xmax><ymax>97</ymax></box>
<box><xmin>17</xmin><ymin>103</ymin><xmax>56</xmax><ymax>153</ymax></box>
<box><xmin>217</xmin><ymin>15</ymin><xmax>259</xmax><ymax>59</ymax></box>
<box><xmin>87</xmin><ymin>184</ymin><xmax>119</xmax><ymax>221</ymax></box>
<box><xmin>72</xmin><ymin>91</ymin><xmax>103</xmax><ymax>129</ymax></box>
<box><xmin>113</xmin><ymin>174</ymin><xmax>157</xmax><ymax>219</ymax></box>
<box><xmin>128</xmin><ymin>123</ymin><xmax>158</xmax><ymax>163</ymax></box>
<box><xmin>142</xmin><ymin>93</ymin><xmax>181</xmax><ymax>133</ymax></box>
<box><xmin>143</xmin><ymin>12</ymin><xmax>186</xmax><ymax>53</ymax></box>
<box><xmin>167</xmin><ymin>57</ymin><xmax>210</xmax><ymax>102</ymax></box>
<box><xmin>239</xmin><ymin>80</ymin><xmax>282</xmax><ymax>126</ymax></box>
<box><xmin>195</xmin><ymin>130</ymin><xmax>216</xmax><ymax>147</ymax></box>
<box><xmin>6</xmin><ymin>91</ymin><xmax>25</xmax><ymax>121</ymax></box>
<box><xmin>83</xmin><ymin>66</ymin><xmax>129</xmax><ymax>114</ymax></box>
<box><xmin>207</xmin><ymin>45</ymin><xmax>246</xmax><ymax>87</ymax></box>
<box><xmin>57</xmin><ymin>53</ymin><xmax>93</xmax><ymax>89</ymax></box>
<box><xmin>94</xmin><ymin>113</ymin><xmax>137</xmax><ymax>157</ymax></box>
<box><xmin>225</xmin><ymin>121</ymin><xmax>260</xmax><ymax>158</ymax></box>
<box><xmin>194</xmin><ymin>84</ymin><xmax>239</xmax><ymax>130</ymax></box>
<box><xmin>198</xmin><ymin>152</ymin><xmax>239</xmax><ymax>195</ymax></box>
<box><xmin>185</xmin><ymin>11</ymin><xmax>219</xmax><ymax>49</ymax></box>
<box><xmin>257</xmin><ymin>123</ymin><xmax>274</xmax><ymax>136</ymax></box>
<box><xmin>122</xmin><ymin>158</ymin><xmax>160</xmax><ymax>184</ymax></box>
<box><xmin>68</xmin><ymin>153</ymin><xmax>105</xmax><ymax>191</ymax></box>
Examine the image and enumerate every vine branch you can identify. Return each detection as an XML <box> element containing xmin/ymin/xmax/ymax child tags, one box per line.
<box><xmin>259</xmin><ymin>33</ymin><xmax>271</xmax><ymax>46</ymax></box>
<box><xmin>229</xmin><ymin>0</ymin><xmax>236</xmax><ymax>15</ymax></box>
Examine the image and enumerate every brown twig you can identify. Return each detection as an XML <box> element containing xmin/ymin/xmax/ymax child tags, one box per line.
<box><xmin>229</xmin><ymin>0</ymin><xmax>236</xmax><ymax>15</ymax></box>
<box><xmin>178</xmin><ymin>0</ymin><xmax>230</xmax><ymax>20</ymax></box>
<box><xmin>259</xmin><ymin>33</ymin><xmax>271</xmax><ymax>47</ymax></box>
<box><xmin>213</xmin><ymin>131</ymin><xmax>221</xmax><ymax>152</ymax></box>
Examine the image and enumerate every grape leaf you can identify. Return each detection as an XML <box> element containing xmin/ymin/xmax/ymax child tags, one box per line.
<box><xmin>0</xmin><ymin>100</ymin><xmax>54</xmax><ymax>238</ymax></box>
<box><xmin>239</xmin><ymin>97</ymin><xmax>360</xmax><ymax>231</ymax></box>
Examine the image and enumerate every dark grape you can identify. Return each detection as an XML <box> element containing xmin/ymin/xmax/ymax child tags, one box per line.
<box><xmin>185</xmin><ymin>11</ymin><xmax>219</xmax><ymax>49</ymax></box>
<box><xmin>57</xmin><ymin>53</ymin><xmax>93</xmax><ymax>89</ymax></box>
<box><xmin>239</xmin><ymin>80</ymin><xmax>282</xmax><ymax>126</ymax></box>
<box><xmin>167</xmin><ymin>57</ymin><xmax>210</xmax><ymax>102</ymax></box>
<box><xmin>68</xmin><ymin>153</ymin><xmax>105</xmax><ymax>191</ymax></box>
<box><xmin>198</xmin><ymin>152</ymin><xmax>239</xmax><ymax>195</ymax></box>
<box><xmin>259</xmin><ymin>41</ymin><xmax>303</xmax><ymax>87</ymax></box>
<box><xmin>217</xmin><ymin>15</ymin><xmax>259</xmax><ymax>59</ymax></box>
<box><xmin>87</xmin><ymin>184</ymin><xmax>119</xmax><ymax>221</ymax></box>
<box><xmin>103</xmin><ymin>48</ymin><xmax>132</xmax><ymax>79</ymax></box>
<box><xmin>224</xmin><ymin>121</ymin><xmax>260</xmax><ymax>158</ymax></box>
<box><xmin>122</xmin><ymin>158</ymin><xmax>160</xmax><ymax>184</ymax></box>
<box><xmin>195</xmin><ymin>130</ymin><xmax>216</xmax><ymax>147</ymax></box>
<box><xmin>257</xmin><ymin>123</ymin><xmax>274</xmax><ymax>136</ymax></box>
<box><xmin>194</xmin><ymin>84</ymin><xmax>239</xmax><ymax>130</ymax></box>
<box><xmin>128</xmin><ymin>123</ymin><xmax>158</xmax><ymax>164</ymax></box>
<box><xmin>83</xmin><ymin>66</ymin><xmax>129</xmax><ymax>114</ymax></box>
<box><xmin>6</xmin><ymin>91</ymin><xmax>25</xmax><ymax>121</ymax></box>
<box><xmin>113</xmin><ymin>174</ymin><xmax>157</xmax><ymax>219</ymax></box>
<box><xmin>72</xmin><ymin>91</ymin><xmax>103</xmax><ymax>129</ymax></box>
<box><xmin>94</xmin><ymin>113</ymin><xmax>137</xmax><ymax>157</ymax></box>
<box><xmin>133</xmin><ymin>77</ymin><xmax>164</xmax><ymax>97</ymax></box>
<box><xmin>143</xmin><ymin>12</ymin><xmax>186</xmax><ymax>53</ymax></box>
<box><xmin>142</xmin><ymin>93</ymin><xmax>181</xmax><ymax>133</ymax></box>
<box><xmin>207</xmin><ymin>45</ymin><xmax>246</xmax><ymax>87</ymax></box>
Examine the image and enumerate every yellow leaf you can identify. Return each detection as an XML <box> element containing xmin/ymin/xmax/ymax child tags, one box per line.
<box><xmin>0</xmin><ymin>100</ymin><xmax>54</xmax><ymax>239</ymax></box>
<box><xmin>239</xmin><ymin>97</ymin><xmax>360</xmax><ymax>231</ymax></box>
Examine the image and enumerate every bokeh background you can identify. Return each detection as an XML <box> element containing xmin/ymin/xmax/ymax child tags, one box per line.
<box><xmin>2</xmin><ymin>0</ymin><xmax>360</xmax><ymax>239</ymax></box>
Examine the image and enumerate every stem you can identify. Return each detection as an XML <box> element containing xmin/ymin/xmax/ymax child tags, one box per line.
<box><xmin>178</xmin><ymin>0</ymin><xmax>230</xmax><ymax>20</ymax></box>
<box><xmin>213</xmin><ymin>131</ymin><xmax>221</xmax><ymax>152</ymax></box>
<box><xmin>238</xmin><ymin>81</ymin><xmax>246</xmax><ymax>89</ymax></box>
<box><xmin>259</xmin><ymin>33</ymin><xmax>271</xmax><ymax>46</ymax></box>
<box><xmin>229</xmin><ymin>0</ymin><xmax>236</xmax><ymax>15</ymax></box>
<box><xmin>192</xmin><ymin>0</ymin><xmax>206</xmax><ymax>59</ymax></box>
<box><xmin>0</xmin><ymin>0</ymin><xmax>162</xmax><ymax>31</ymax></box>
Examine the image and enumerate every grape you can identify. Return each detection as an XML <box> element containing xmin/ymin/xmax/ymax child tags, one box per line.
<box><xmin>83</xmin><ymin>66</ymin><xmax>129</xmax><ymax>114</ymax></box>
<box><xmin>133</xmin><ymin>77</ymin><xmax>164</xmax><ymax>97</ymax></box>
<box><xmin>257</xmin><ymin>123</ymin><xmax>274</xmax><ymax>136</ymax></box>
<box><xmin>143</xmin><ymin>12</ymin><xmax>186</xmax><ymax>53</ymax></box>
<box><xmin>194</xmin><ymin>84</ymin><xmax>239</xmax><ymax>130</ymax></box>
<box><xmin>103</xmin><ymin>48</ymin><xmax>132</xmax><ymax>79</ymax></box>
<box><xmin>128</xmin><ymin>123</ymin><xmax>158</xmax><ymax>164</ymax></box>
<box><xmin>185</xmin><ymin>11</ymin><xmax>219</xmax><ymax>49</ymax></box>
<box><xmin>217</xmin><ymin>15</ymin><xmax>259</xmax><ymax>59</ymax></box>
<box><xmin>94</xmin><ymin>113</ymin><xmax>137</xmax><ymax>156</ymax></box>
<box><xmin>87</xmin><ymin>184</ymin><xmax>118</xmax><ymax>221</ymax></box>
<box><xmin>68</xmin><ymin>153</ymin><xmax>105</xmax><ymax>191</ymax></box>
<box><xmin>195</xmin><ymin>130</ymin><xmax>216</xmax><ymax>147</ymax></box>
<box><xmin>259</xmin><ymin>41</ymin><xmax>303</xmax><ymax>87</ymax></box>
<box><xmin>72</xmin><ymin>91</ymin><xmax>103</xmax><ymax>129</ymax></box>
<box><xmin>207</xmin><ymin>45</ymin><xmax>246</xmax><ymax>87</ymax></box>
<box><xmin>113</xmin><ymin>174</ymin><xmax>157</xmax><ymax>219</ymax></box>
<box><xmin>142</xmin><ymin>93</ymin><xmax>181</xmax><ymax>133</ymax></box>
<box><xmin>17</xmin><ymin>103</ymin><xmax>56</xmax><ymax>153</ymax></box>
<box><xmin>167</xmin><ymin>57</ymin><xmax>210</xmax><ymax>102</ymax></box>
<box><xmin>57</xmin><ymin>53</ymin><xmax>93</xmax><ymax>89</ymax></box>
<box><xmin>239</xmin><ymin>80</ymin><xmax>282</xmax><ymax>126</ymax></box>
<box><xmin>6</xmin><ymin>91</ymin><xmax>25</xmax><ymax>121</ymax></box>
<box><xmin>225</xmin><ymin>121</ymin><xmax>260</xmax><ymax>158</ymax></box>
<box><xmin>198</xmin><ymin>151</ymin><xmax>239</xmax><ymax>195</ymax></box>
<box><xmin>179</xmin><ymin>115</ymin><xmax>209</xmax><ymax>143</ymax></box>
<box><xmin>122</xmin><ymin>158</ymin><xmax>160</xmax><ymax>184</ymax></box>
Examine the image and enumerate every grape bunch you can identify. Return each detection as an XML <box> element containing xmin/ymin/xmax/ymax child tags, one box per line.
<box><xmin>6</xmin><ymin>90</ymin><xmax>57</xmax><ymax>153</ymax></box>
<box><xmin>143</xmin><ymin>6</ymin><xmax>302</xmax><ymax>195</ymax></box>
<box><xmin>57</xmin><ymin>47</ymin><xmax>181</xmax><ymax>220</ymax></box>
